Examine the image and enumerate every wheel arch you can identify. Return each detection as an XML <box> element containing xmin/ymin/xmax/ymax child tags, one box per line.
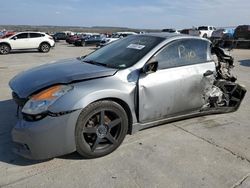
<box><xmin>94</xmin><ymin>97</ymin><xmax>133</xmax><ymax>135</ymax></box>
<box><xmin>0</xmin><ymin>42</ymin><xmax>11</xmax><ymax>49</ymax></box>
<box><xmin>39</xmin><ymin>41</ymin><xmax>51</xmax><ymax>48</ymax></box>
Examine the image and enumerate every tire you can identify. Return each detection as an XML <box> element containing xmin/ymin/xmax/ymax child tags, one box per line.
<box><xmin>39</xmin><ymin>43</ymin><xmax>51</xmax><ymax>53</ymax></box>
<box><xmin>75</xmin><ymin>100</ymin><xmax>128</xmax><ymax>159</ymax></box>
<box><xmin>0</xmin><ymin>44</ymin><xmax>10</xmax><ymax>55</ymax></box>
<box><xmin>203</xmin><ymin>34</ymin><xmax>208</xmax><ymax>38</ymax></box>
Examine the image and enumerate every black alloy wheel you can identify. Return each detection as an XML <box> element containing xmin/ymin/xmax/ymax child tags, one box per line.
<box><xmin>75</xmin><ymin>101</ymin><xmax>128</xmax><ymax>158</ymax></box>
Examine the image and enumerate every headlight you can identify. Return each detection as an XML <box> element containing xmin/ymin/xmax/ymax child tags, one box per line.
<box><xmin>22</xmin><ymin>85</ymin><xmax>73</xmax><ymax>115</ymax></box>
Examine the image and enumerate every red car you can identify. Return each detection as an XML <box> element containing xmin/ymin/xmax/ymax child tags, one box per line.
<box><xmin>66</xmin><ymin>35</ymin><xmax>82</xmax><ymax>44</ymax></box>
<box><xmin>0</xmin><ymin>31</ymin><xmax>16</xmax><ymax>39</ymax></box>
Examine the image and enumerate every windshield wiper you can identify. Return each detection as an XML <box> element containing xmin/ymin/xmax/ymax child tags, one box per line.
<box><xmin>83</xmin><ymin>60</ymin><xmax>117</xmax><ymax>69</ymax></box>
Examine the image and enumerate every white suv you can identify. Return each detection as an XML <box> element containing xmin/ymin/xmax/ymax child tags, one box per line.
<box><xmin>0</xmin><ymin>32</ymin><xmax>55</xmax><ymax>54</ymax></box>
<box><xmin>198</xmin><ymin>26</ymin><xmax>216</xmax><ymax>38</ymax></box>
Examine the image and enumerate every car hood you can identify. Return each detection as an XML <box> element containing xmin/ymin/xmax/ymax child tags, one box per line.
<box><xmin>9</xmin><ymin>58</ymin><xmax>118</xmax><ymax>98</ymax></box>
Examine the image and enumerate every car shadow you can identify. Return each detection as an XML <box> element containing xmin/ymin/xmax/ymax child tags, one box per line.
<box><xmin>239</xmin><ymin>59</ymin><xmax>250</xmax><ymax>67</ymax></box>
<box><xmin>59</xmin><ymin>152</ymin><xmax>83</xmax><ymax>160</ymax></box>
<box><xmin>66</xmin><ymin>45</ymin><xmax>80</xmax><ymax>47</ymax></box>
<box><xmin>0</xmin><ymin>99</ymin><xmax>46</xmax><ymax>166</ymax></box>
<box><xmin>9</xmin><ymin>50</ymin><xmax>40</xmax><ymax>54</ymax></box>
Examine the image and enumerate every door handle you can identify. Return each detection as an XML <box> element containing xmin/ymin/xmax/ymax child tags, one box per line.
<box><xmin>203</xmin><ymin>70</ymin><xmax>214</xmax><ymax>77</ymax></box>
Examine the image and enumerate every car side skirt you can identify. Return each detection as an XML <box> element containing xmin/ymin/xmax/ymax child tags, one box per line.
<box><xmin>131</xmin><ymin>106</ymin><xmax>238</xmax><ymax>134</ymax></box>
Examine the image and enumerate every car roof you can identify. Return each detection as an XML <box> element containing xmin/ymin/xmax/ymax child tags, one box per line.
<box><xmin>15</xmin><ymin>31</ymin><xmax>45</xmax><ymax>34</ymax></box>
<box><xmin>142</xmin><ymin>32</ymin><xmax>196</xmax><ymax>39</ymax></box>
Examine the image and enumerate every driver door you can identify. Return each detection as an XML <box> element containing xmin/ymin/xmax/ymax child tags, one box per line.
<box><xmin>9</xmin><ymin>33</ymin><xmax>29</xmax><ymax>50</ymax></box>
<box><xmin>138</xmin><ymin>39</ymin><xmax>216</xmax><ymax>122</ymax></box>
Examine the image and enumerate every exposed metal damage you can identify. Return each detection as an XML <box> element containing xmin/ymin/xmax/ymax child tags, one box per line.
<box><xmin>202</xmin><ymin>47</ymin><xmax>246</xmax><ymax>112</ymax></box>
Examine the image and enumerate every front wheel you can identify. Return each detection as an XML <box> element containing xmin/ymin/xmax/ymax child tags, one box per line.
<box><xmin>75</xmin><ymin>101</ymin><xmax>128</xmax><ymax>158</ymax></box>
<box><xmin>203</xmin><ymin>33</ymin><xmax>208</xmax><ymax>38</ymax></box>
<box><xmin>0</xmin><ymin>44</ymin><xmax>10</xmax><ymax>55</ymax></box>
<box><xmin>39</xmin><ymin>43</ymin><xmax>51</xmax><ymax>53</ymax></box>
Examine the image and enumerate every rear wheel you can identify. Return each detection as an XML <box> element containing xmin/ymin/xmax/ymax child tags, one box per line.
<box><xmin>39</xmin><ymin>43</ymin><xmax>51</xmax><ymax>53</ymax></box>
<box><xmin>75</xmin><ymin>101</ymin><xmax>128</xmax><ymax>158</ymax></box>
<box><xmin>0</xmin><ymin>44</ymin><xmax>10</xmax><ymax>55</ymax></box>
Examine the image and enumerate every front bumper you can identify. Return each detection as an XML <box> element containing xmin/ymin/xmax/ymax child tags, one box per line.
<box><xmin>12</xmin><ymin>109</ymin><xmax>81</xmax><ymax>160</ymax></box>
<box><xmin>51</xmin><ymin>41</ymin><xmax>56</xmax><ymax>47</ymax></box>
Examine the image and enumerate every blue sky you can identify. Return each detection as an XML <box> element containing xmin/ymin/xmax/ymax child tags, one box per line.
<box><xmin>0</xmin><ymin>0</ymin><xmax>249</xmax><ymax>29</ymax></box>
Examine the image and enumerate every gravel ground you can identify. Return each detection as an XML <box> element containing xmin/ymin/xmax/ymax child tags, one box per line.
<box><xmin>0</xmin><ymin>42</ymin><xmax>250</xmax><ymax>188</ymax></box>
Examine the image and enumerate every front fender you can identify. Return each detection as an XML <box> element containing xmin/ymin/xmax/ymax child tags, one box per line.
<box><xmin>48</xmin><ymin>76</ymin><xmax>137</xmax><ymax>123</ymax></box>
<box><xmin>0</xmin><ymin>42</ymin><xmax>11</xmax><ymax>49</ymax></box>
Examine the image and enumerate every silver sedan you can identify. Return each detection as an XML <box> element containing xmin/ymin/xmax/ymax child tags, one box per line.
<box><xmin>9</xmin><ymin>33</ymin><xmax>246</xmax><ymax>160</ymax></box>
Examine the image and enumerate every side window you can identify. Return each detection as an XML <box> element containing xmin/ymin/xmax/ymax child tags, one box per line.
<box><xmin>15</xmin><ymin>33</ymin><xmax>28</xmax><ymax>39</ymax></box>
<box><xmin>156</xmin><ymin>39</ymin><xmax>210</xmax><ymax>69</ymax></box>
<box><xmin>209</xmin><ymin>27</ymin><xmax>213</xmax><ymax>30</ymax></box>
<box><xmin>30</xmin><ymin>33</ymin><xmax>43</xmax><ymax>38</ymax></box>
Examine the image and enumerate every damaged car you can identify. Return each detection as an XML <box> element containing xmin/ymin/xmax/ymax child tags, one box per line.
<box><xmin>9</xmin><ymin>33</ymin><xmax>246</xmax><ymax>160</ymax></box>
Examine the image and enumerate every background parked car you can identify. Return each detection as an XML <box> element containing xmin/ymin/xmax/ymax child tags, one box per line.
<box><xmin>180</xmin><ymin>28</ymin><xmax>200</xmax><ymax>36</ymax></box>
<box><xmin>53</xmin><ymin>32</ymin><xmax>67</xmax><ymax>41</ymax></box>
<box><xmin>234</xmin><ymin>25</ymin><xmax>250</xmax><ymax>40</ymax></box>
<box><xmin>162</xmin><ymin>28</ymin><xmax>179</xmax><ymax>33</ymax></box>
<box><xmin>0</xmin><ymin>32</ymin><xmax>55</xmax><ymax>54</ymax></box>
<box><xmin>198</xmin><ymin>26</ymin><xmax>216</xmax><ymax>38</ymax></box>
<box><xmin>211</xmin><ymin>28</ymin><xmax>235</xmax><ymax>41</ymax></box>
<box><xmin>66</xmin><ymin>34</ymin><xmax>82</xmax><ymax>44</ymax></box>
<box><xmin>98</xmin><ymin>37</ymin><xmax>119</xmax><ymax>47</ymax></box>
<box><xmin>0</xmin><ymin>31</ymin><xmax>16</xmax><ymax>39</ymax></box>
<box><xmin>74</xmin><ymin>34</ymin><xmax>93</xmax><ymax>46</ymax></box>
<box><xmin>98</xmin><ymin>32</ymin><xmax>137</xmax><ymax>47</ymax></box>
<box><xmin>112</xmin><ymin>31</ymin><xmax>138</xmax><ymax>38</ymax></box>
<box><xmin>84</xmin><ymin>34</ymin><xmax>105</xmax><ymax>46</ymax></box>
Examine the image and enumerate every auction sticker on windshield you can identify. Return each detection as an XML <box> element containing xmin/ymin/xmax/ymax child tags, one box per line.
<box><xmin>127</xmin><ymin>44</ymin><xmax>145</xmax><ymax>50</ymax></box>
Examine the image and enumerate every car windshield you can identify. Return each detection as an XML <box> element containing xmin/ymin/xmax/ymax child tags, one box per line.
<box><xmin>198</xmin><ymin>26</ymin><xmax>208</xmax><ymax>30</ymax></box>
<box><xmin>82</xmin><ymin>35</ymin><xmax>164</xmax><ymax>69</ymax></box>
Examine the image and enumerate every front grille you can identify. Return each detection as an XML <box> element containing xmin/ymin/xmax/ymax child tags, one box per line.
<box><xmin>12</xmin><ymin>92</ymin><xmax>28</xmax><ymax>107</ymax></box>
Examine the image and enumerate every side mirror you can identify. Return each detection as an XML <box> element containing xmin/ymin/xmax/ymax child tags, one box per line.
<box><xmin>12</xmin><ymin>36</ymin><xmax>17</xmax><ymax>40</ymax></box>
<box><xmin>143</xmin><ymin>60</ymin><xmax>158</xmax><ymax>74</ymax></box>
<box><xmin>77</xmin><ymin>55</ymin><xmax>87</xmax><ymax>60</ymax></box>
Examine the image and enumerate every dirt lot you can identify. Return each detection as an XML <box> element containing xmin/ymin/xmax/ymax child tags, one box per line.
<box><xmin>0</xmin><ymin>42</ymin><xmax>250</xmax><ymax>188</ymax></box>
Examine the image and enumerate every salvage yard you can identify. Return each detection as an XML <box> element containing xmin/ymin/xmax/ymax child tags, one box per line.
<box><xmin>0</xmin><ymin>42</ymin><xmax>250</xmax><ymax>188</ymax></box>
